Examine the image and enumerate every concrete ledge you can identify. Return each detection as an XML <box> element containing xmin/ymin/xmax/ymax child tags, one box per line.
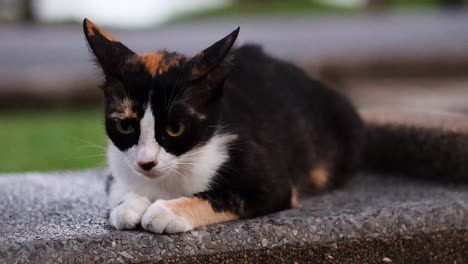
<box><xmin>1</xmin><ymin>169</ymin><xmax>468</xmax><ymax>263</ymax></box>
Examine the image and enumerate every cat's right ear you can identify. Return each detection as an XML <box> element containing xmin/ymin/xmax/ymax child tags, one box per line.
<box><xmin>83</xmin><ymin>18</ymin><xmax>135</xmax><ymax>81</ymax></box>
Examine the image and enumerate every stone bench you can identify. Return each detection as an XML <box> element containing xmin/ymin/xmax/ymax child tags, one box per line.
<box><xmin>2</xmin><ymin>109</ymin><xmax>468</xmax><ymax>263</ymax></box>
<box><xmin>1</xmin><ymin>169</ymin><xmax>468</xmax><ymax>263</ymax></box>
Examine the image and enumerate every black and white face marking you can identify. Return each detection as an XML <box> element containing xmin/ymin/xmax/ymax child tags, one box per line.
<box><xmin>113</xmin><ymin>102</ymin><xmax>172</xmax><ymax>178</ymax></box>
<box><xmin>106</xmin><ymin>97</ymin><xmax>231</xmax><ymax>181</ymax></box>
<box><xmin>104</xmin><ymin>81</ymin><xmax>226</xmax><ymax>180</ymax></box>
<box><xmin>84</xmin><ymin>18</ymin><xmax>239</xmax><ymax>180</ymax></box>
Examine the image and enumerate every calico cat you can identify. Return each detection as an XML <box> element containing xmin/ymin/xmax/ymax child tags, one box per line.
<box><xmin>84</xmin><ymin>18</ymin><xmax>465</xmax><ymax>234</ymax></box>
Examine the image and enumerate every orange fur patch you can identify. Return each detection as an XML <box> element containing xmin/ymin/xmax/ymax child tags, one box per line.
<box><xmin>135</xmin><ymin>52</ymin><xmax>183</xmax><ymax>77</ymax></box>
<box><xmin>166</xmin><ymin>197</ymin><xmax>238</xmax><ymax>228</ymax></box>
<box><xmin>309</xmin><ymin>166</ymin><xmax>329</xmax><ymax>190</ymax></box>
<box><xmin>110</xmin><ymin>98</ymin><xmax>137</xmax><ymax>119</ymax></box>
<box><xmin>290</xmin><ymin>188</ymin><xmax>299</xmax><ymax>208</ymax></box>
<box><xmin>84</xmin><ymin>19</ymin><xmax>116</xmax><ymax>41</ymax></box>
<box><xmin>190</xmin><ymin>51</ymin><xmax>207</xmax><ymax>78</ymax></box>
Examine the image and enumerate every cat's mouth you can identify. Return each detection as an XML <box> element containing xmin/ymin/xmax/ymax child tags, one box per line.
<box><xmin>128</xmin><ymin>164</ymin><xmax>165</xmax><ymax>179</ymax></box>
<box><xmin>138</xmin><ymin>170</ymin><xmax>163</xmax><ymax>179</ymax></box>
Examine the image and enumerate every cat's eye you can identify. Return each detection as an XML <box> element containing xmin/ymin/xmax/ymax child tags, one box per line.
<box><xmin>116</xmin><ymin>119</ymin><xmax>135</xmax><ymax>135</ymax></box>
<box><xmin>166</xmin><ymin>123</ymin><xmax>186</xmax><ymax>137</ymax></box>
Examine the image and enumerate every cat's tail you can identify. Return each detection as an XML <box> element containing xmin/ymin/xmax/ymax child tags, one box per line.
<box><xmin>361</xmin><ymin>109</ymin><xmax>468</xmax><ymax>183</ymax></box>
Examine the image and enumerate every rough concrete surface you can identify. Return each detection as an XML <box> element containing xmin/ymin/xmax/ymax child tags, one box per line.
<box><xmin>1</xmin><ymin>169</ymin><xmax>468</xmax><ymax>263</ymax></box>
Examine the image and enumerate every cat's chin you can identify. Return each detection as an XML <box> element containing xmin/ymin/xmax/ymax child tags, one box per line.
<box><xmin>135</xmin><ymin>170</ymin><xmax>164</xmax><ymax>180</ymax></box>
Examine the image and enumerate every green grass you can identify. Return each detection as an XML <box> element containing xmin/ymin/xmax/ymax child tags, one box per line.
<box><xmin>0</xmin><ymin>109</ymin><xmax>107</xmax><ymax>173</ymax></box>
<box><xmin>170</xmin><ymin>0</ymin><xmax>442</xmax><ymax>23</ymax></box>
<box><xmin>171</xmin><ymin>0</ymin><xmax>356</xmax><ymax>23</ymax></box>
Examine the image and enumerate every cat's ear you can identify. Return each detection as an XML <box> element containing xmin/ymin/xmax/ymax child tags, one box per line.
<box><xmin>188</xmin><ymin>27</ymin><xmax>240</xmax><ymax>81</ymax></box>
<box><xmin>184</xmin><ymin>28</ymin><xmax>239</xmax><ymax>106</ymax></box>
<box><xmin>83</xmin><ymin>18</ymin><xmax>135</xmax><ymax>81</ymax></box>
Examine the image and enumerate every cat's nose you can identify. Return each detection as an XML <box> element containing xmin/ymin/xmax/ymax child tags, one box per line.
<box><xmin>138</xmin><ymin>161</ymin><xmax>157</xmax><ymax>171</ymax></box>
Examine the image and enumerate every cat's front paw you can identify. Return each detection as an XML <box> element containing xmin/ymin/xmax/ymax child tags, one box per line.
<box><xmin>109</xmin><ymin>199</ymin><xmax>150</xmax><ymax>230</ymax></box>
<box><xmin>141</xmin><ymin>200</ymin><xmax>193</xmax><ymax>234</ymax></box>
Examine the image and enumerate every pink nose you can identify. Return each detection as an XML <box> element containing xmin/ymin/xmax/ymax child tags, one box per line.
<box><xmin>138</xmin><ymin>161</ymin><xmax>157</xmax><ymax>171</ymax></box>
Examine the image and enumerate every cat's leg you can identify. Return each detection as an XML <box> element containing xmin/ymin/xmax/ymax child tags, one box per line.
<box><xmin>141</xmin><ymin>195</ymin><xmax>237</xmax><ymax>234</ymax></box>
<box><xmin>109</xmin><ymin>192</ymin><xmax>151</xmax><ymax>230</ymax></box>
<box><xmin>141</xmin><ymin>189</ymin><xmax>292</xmax><ymax>234</ymax></box>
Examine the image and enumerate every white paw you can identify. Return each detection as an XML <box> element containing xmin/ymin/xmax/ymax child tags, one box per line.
<box><xmin>109</xmin><ymin>198</ymin><xmax>150</xmax><ymax>230</ymax></box>
<box><xmin>141</xmin><ymin>200</ymin><xmax>193</xmax><ymax>234</ymax></box>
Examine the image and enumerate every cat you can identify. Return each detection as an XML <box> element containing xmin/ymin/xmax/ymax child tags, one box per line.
<box><xmin>83</xmin><ymin>18</ymin><xmax>465</xmax><ymax>234</ymax></box>
<box><xmin>83</xmin><ymin>18</ymin><xmax>363</xmax><ymax>233</ymax></box>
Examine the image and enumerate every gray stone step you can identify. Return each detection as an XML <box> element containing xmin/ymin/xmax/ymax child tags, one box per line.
<box><xmin>1</xmin><ymin>169</ymin><xmax>468</xmax><ymax>263</ymax></box>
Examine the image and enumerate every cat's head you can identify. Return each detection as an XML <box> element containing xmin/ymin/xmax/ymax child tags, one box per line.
<box><xmin>83</xmin><ymin>19</ymin><xmax>239</xmax><ymax>179</ymax></box>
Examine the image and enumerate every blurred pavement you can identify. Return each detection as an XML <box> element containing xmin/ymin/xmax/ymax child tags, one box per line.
<box><xmin>1</xmin><ymin>11</ymin><xmax>468</xmax><ymax>107</ymax></box>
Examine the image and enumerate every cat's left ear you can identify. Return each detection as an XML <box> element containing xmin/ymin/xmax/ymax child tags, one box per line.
<box><xmin>83</xmin><ymin>18</ymin><xmax>135</xmax><ymax>82</ymax></box>
<box><xmin>188</xmin><ymin>27</ymin><xmax>240</xmax><ymax>81</ymax></box>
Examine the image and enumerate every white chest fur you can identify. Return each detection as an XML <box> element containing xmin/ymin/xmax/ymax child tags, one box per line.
<box><xmin>106</xmin><ymin>134</ymin><xmax>231</xmax><ymax>207</ymax></box>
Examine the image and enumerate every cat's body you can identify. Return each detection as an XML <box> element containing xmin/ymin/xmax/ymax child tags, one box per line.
<box><xmin>189</xmin><ymin>45</ymin><xmax>364</xmax><ymax>216</ymax></box>
<box><xmin>83</xmin><ymin>19</ymin><xmax>366</xmax><ymax>233</ymax></box>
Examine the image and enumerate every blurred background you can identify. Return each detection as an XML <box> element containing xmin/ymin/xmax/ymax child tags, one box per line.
<box><xmin>0</xmin><ymin>0</ymin><xmax>467</xmax><ymax>173</ymax></box>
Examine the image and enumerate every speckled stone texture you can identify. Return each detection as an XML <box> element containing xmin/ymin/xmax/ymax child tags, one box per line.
<box><xmin>1</xmin><ymin>169</ymin><xmax>468</xmax><ymax>263</ymax></box>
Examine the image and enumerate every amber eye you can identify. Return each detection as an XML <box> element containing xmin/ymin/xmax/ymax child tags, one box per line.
<box><xmin>166</xmin><ymin>122</ymin><xmax>186</xmax><ymax>137</ymax></box>
<box><xmin>116</xmin><ymin>119</ymin><xmax>135</xmax><ymax>135</ymax></box>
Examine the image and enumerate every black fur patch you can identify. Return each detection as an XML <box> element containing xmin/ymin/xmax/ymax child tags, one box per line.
<box><xmin>105</xmin><ymin>173</ymin><xmax>114</xmax><ymax>195</ymax></box>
